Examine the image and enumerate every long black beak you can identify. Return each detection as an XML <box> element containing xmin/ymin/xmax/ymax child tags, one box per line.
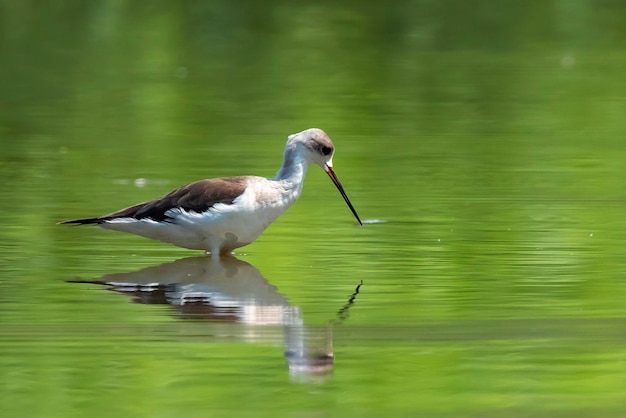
<box><xmin>325</xmin><ymin>165</ymin><xmax>362</xmax><ymax>226</ymax></box>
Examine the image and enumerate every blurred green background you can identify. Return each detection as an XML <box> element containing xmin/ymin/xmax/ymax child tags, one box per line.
<box><xmin>2</xmin><ymin>1</ymin><xmax>626</xmax><ymax>416</ymax></box>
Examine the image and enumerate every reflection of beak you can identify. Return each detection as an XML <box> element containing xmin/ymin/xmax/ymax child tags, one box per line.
<box><xmin>324</xmin><ymin>164</ymin><xmax>363</xmax><ymax>226</ymax></box>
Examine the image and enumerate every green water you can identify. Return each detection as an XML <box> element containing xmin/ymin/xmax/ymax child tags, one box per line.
<box><xmin>2</xmin><ymin>2</ymin><xmax>626</xmax><ymax>416</ymax></box>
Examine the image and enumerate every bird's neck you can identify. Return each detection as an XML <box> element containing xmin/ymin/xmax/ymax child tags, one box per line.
<box><xmin>274</xmin><ymin>146</ymin><xmax>309</xmax><ymax>186</ymax></box>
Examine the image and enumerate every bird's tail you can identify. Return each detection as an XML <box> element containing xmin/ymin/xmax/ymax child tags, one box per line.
<box><xmin>58</xmin><ymin>217</ymin><xmax>105</xmax><ymax>225</ymax></box>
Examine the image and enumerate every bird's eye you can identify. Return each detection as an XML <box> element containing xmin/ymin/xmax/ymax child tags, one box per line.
<box><xmin>320</xmin><ymin>146</ymin><xmax>332</xmax><ymax>156</ymax></box>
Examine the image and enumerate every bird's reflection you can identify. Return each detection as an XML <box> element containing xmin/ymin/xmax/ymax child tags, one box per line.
<box><xmin>69</xmin><ymin>255</ymin><xmax>362</xmax><ymax>382</ymax></box>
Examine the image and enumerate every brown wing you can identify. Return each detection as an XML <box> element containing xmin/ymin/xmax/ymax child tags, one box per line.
<box><xmin>60</xmin><ymin>177</ymin><xmax>248</xmax><ymax>224</ymax></box>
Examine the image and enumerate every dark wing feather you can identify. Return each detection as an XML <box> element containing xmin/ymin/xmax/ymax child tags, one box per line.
<box><xmin>60</xmin><ymin>177</ymin><xmax>248</xmax><ymax>224</ymax></box>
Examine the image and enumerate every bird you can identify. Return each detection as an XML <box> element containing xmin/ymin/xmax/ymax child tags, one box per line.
<box><xmin>60</xmin><ymin>128</ymin><xmax>362</xmax><ymax>255</ymax></box>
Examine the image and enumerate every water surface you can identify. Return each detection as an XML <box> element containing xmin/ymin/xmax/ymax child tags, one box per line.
<box><xmin>2</xmin><ymin>2</ymin><xmax>626</xmax><ymax>416</ymax></box>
